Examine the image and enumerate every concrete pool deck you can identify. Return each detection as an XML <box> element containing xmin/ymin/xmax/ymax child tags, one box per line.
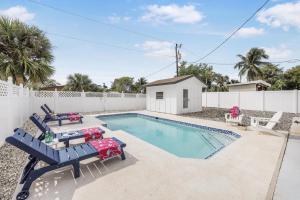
<box><xmin>14</xmin><ymin>111</ymin><xmax>286</xmax><ymax>200</ymax></box>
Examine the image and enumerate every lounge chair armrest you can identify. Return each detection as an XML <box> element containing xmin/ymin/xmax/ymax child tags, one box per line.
<box><xmin>224</xmin><ymin>113</ymin><xmax>230</xmax><ymax>119</ymax></box>
<box><xmin>250</xmin><ymin>117</ymin><xmax>271</xmax><ymax>121</ymax></box>
<box><xmin>251</xmin><ymin>117</ymin><xmax>268</xmax><ymax>127</ymax></box>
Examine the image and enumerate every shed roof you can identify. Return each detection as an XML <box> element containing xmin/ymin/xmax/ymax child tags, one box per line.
<box><xmin>146</xmin><ymin>75</ymin><xmax>205</xmax><ymax>87</ymax></box>
<box><xmin>227</xmin><ymin>80</ymin><xmax>271</xmax><ymax>87</ymax></box>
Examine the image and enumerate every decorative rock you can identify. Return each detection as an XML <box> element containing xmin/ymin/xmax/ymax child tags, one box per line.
<box><xmin>0</xmin><ymin>120</ymin><xmax>38</xmax><ymax>200</ymax></box>
<box><xmin>182</xmin><ymin>107</ymin><xmax>300</xmax><ymax>131</ymax></box>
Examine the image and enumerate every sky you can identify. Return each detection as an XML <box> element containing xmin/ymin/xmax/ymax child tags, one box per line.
<box><xmin>0</xmin><ymin>0</ymin><xmax>300</xmax><ymax>86</ymax></box>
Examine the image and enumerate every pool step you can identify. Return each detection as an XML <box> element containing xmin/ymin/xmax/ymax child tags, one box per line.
<box><xmin>201</xmin><ymin>133</ymin><xmax>224</xmax><ymax>150</ymax></box>
<box><xmin>211</xmin><ymin>132</ymin><xmax>235</xmax><ymax>145</ymax></box>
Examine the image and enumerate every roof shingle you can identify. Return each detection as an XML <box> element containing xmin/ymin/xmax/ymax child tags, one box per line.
<box><xmin>146</xmin><ymin>75</ymin><xmax>195</xmax><ymax>87</ymax></box>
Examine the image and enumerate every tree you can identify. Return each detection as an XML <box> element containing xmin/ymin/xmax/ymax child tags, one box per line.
<box><xmin>89</xmin><ymin>83</ymin><xmax>104</xmax><ymax>92</ymax></box>
<box><xmin>229</xmin><ymin>79</ymin><xmax>240</xmax><ymax>84</ymax></box>
<box><xmin>273</xmin><ymin>79</ymin><xmax>286</xmax><ymax>90</ymax></box>
<box><xmin>283</xmin><ymin>66</ymin><xmax>300</xmax><ymax>90</ymax></box>
<box><xmin>214</xmin><ymin>73</ymin><xmax>229</xmax><ymax>91</ymax></box>
<box><xmin>179</xmin><ymin>62</ymin><xmax>215</xmax><ymax>89</ymax></box>
<box><xmin>0</xmin><ymin>17</ymin><xmax>54</xmax><ymax>85</ymax></box>
<box><xmin>26</xmin><ymin>79</ymin><xmax>61</xmax><ymax>90</ymax></box>
<box><xmin>234</xmin><ymin>48</ymin><xmax>269</xmax><ymax>81</ymax></box>
<box><xmin>260</xmin><ymin>64</ymin><xmax>284</xmax><ymax>90</ymax></box>
<box><xmin>102</xmin><ymin>83</ymin><xmax>108</xmax><ymax>92</ymax></box>
<box><xmin>133</xmin><ymin>77</ymin><xmax>147</xmax><ymax>93</ymax></box>
<box><xmin>111</xmin><ymin>77</ymin><xmax>134</xmax><ymax>93</ymax></box>
<box><xmin>64</xmin><ymin>73</ymin><xmax>93</xmax><ymax>91</ymax></box>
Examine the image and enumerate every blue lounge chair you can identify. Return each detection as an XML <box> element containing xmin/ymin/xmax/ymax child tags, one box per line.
<box><xmin>41</xmin><ymin>106</ymin><xmax>83</xmax><ymax>126</ymax></box>
<box><xmin>43</xmin><ymin>104</ymin><xmax>79</xmax><ymax>116</ymax></box>
<box><xmin>6</xmin><ymin>128</ymin><xmax>126</xmax><ymax>200</ymax></box>
<box><xmin>30</xmin><ymin>113</ymin><xmax>105</xmax><ymax>147</ymax></box>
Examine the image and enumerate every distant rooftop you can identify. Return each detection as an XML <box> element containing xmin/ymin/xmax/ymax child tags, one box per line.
<box><xmin>227</xmin><ymin>80</ymin><xmax>271</xmax><ymax>87</ymax></box>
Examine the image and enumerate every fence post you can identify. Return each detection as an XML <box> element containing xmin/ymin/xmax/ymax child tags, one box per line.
<box><xmin>7</xmin><ymin>77</ymin><xmax>13</xmax><ymax>97</ymax></box>
<box><xmin>294</xmin><ymin>89</ymin><xmax>298</xmax><ymax>114</ymax></box>
<box><xmin>29</xmin><ymin>88</ymin><xmax>33</xmax><ymax>114</ymax></box>
<box><xmin>262</xmin><ymin>91</ymin><xmax>265</xmax><ymax>112</ymax></box>
<box><xmin>217</xmin><ymin>92</ymin><xmax>220</xmax><ymax>108</ymax></box>
<box><xmin>54</xmin><ymin>89</ymin><xmax>58</xmax><ymax>112</ymax></box>
<box><xmin>103</xmin><ymin>92</ymin><xmax>107</xmax><ymax>112</ymax></box>
<box><xmin>19</xmin><ymin>83</ymin><xmax>23</xmax><ymax>97</ymax></box>
<box><xmin>6</xmin><ymin>77</ymin><xmax>13</xmax><ymax>136</ymax></box>
<box><xmin>81</xmin><ymin>90</ymin><xmax>86</xmax><ymax>97</ymax></box>
<box><xmin>205</xmin><ymin>92</ymin><xmax>208</xmax><ymax>107</ymax></box>
<box><xmin>19</xmin><ymin>84</ymin><xmax>24</xmax><ymax>125</ymax></box>
<box><xmin>81</xmin><ymin>90</ymin><xmax>86</xmax><ymax>112</ymax></box>
<box><xmin>238</xmin><ymin>92</ymin><xmax>241</xmax><ymax>108</ymax></box>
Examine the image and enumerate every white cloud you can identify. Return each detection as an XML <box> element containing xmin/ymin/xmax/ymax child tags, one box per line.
<box><xmin>235</xmin><ymin>27</ymin><xmax>265</xmax><ymax>38</ymax></box>
<box><xmin>263</xmin><ymin>45</ymin><xmax>292</xmax><ymax>59</ymax></box>
<box><xmin>257</xmin><ymin>1</ymin><xmax>300</xmax><ymax>31</ymax></box>
<box><xmin>107</xmin><ymin>15</ymin><xmax>131</xmax><ymax>24</ymax></box>
<box><xmin>0</xmin><ymin>6</ymin><xmax>35</xmax><ymax>22</ymax></box>
<box><xmin>141</xmin><ymin>4</ymin><xmax>203</xmax><ymax>24</ymax></box>
<box><xmin>136</xmin><ymin>40</ymin><xmax>174</xmax><ymax>58</ymax></box>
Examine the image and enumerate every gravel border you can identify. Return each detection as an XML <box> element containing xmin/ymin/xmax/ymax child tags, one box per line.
<box><xmin>182</xmin><ymin>107</ymin><xmax>300</xmax><ymax>131</ymax></box>
<box><xmin>0</xmin><ymin>121</ymin><xmax>38</xmax><ymax>200</ymax></box>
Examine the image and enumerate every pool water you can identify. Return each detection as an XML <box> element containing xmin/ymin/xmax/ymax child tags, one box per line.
<box><xmin>97</xmin><ymin>114</ymin><xmax>240</xmax><ymax>159</ymax></box>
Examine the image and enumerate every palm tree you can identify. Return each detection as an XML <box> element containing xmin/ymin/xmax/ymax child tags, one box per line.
<box><xmin>214</xmin><ymin>73</ymin><xmax>229</xmax><ymax>91</ymax></box>
<box><xmin>234</xmin><ymin>48</ymin><xmax>269</xmax><ymax>81</ymax></box>
<box><xmin>134</xmin><ymin>77</ymin><xmax>148</xmax><ymax>93</ymax></box>
<box><xmin>0</xmin><ymin>17</ymin><xmax>54</xmax><ymax>85</ymax></box>
<box><xmin>137</xmin><ymin>77</ymin><xmax>147</xmax><ymax>86</ymax></box>
<box><xmin>200</xmin><ymin>65</ymin><xmax>214</xmax><ymax>87</ymax></box>
<box><xmin>64</xmin><ymin>73</ymin><xmax>93</xmax><ymax>91</ymax></box>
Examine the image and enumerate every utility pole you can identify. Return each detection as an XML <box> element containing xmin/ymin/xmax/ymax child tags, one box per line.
<box><xmin>175</xmin><ymin>43</ymin><xmax>182</xmax><ymax>77</ymax></box>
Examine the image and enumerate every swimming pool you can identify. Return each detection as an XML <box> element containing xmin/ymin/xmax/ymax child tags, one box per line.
<box><xmin>97</xmin><ymin>113</ymin><xmax>240</xmax><ymax>159</ymax></box>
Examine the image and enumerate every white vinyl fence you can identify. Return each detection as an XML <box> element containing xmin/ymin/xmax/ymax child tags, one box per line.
<box><xmin>0</xmin><ymin>77</ymin><xmax>146</xmax><ymax>144</ymax></box>
<box><xmin>202</xmin><ymin>90</ymin><xmax>300</xmax><ymax>114</ymax></box>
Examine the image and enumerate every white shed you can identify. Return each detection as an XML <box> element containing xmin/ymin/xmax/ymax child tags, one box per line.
<box><xmin>146</xmin><ymin>75</ymin><xmax>206</xmax><ymax>114</ymax></box>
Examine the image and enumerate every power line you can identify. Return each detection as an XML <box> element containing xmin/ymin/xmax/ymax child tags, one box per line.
<box><xmin>190</xmin><ymin>0</ymin><xmax>271</xmax><ymax>64</ymax></box>
<box><xmin>270</xmin><ymin>59</ymin><xmax>300</xmax><ymax>64</ymax></box>
<box><xmin>46</xmin><ymin>32</ymin><xmax>175</xmax><ymax>58</ymax></box>
<box><xmin>144</xmin><ymin>61</ymin><xmax>176</xmax><ymax>78</ymax></box>
<box><xmin>186</xmin><ymin>59</ymin><xmax>300</xmax><ymax>66</ymax></box>
<box><xmin>27</xmin><ymin>0</ymin><xmax>175</xmax><ymax>44</ymax></box>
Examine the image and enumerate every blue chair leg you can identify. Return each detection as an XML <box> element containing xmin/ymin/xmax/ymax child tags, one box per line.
<box><xmin>120</xmin><ymin>149</ymin><xmax>126</xmax><ymax>160</ymax></box>
<box><xmin>64</xmin><ymin>140</ymin><xmax>70</xmax><ymax>148</ymax></box>
<box><xmin>72</xmin><ymin>162</ymin><xmax>80</xmax><ymax>178</ymax></box>
<box><xmin>18</xmin><ymin>165</ymin><xmax>57</xmax><ymax>200</ymax></box>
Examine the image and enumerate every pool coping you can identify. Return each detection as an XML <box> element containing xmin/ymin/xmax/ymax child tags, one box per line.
<box><xmin>97</xmin><ymin>112</ymin><xmax>241</xmax><ymax>138</ymax></box>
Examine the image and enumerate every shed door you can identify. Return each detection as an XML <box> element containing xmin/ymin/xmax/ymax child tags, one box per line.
<box><xmin>183</xmin><ymin>89</ymin><xmax>188</xmax><ymax>109</ymax></box>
